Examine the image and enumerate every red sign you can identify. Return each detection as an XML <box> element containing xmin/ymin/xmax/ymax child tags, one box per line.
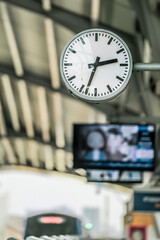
<box><xmin>39</xmin><ymin>216</ymin><xmax>64</xmax><ymax>224</ymax></box>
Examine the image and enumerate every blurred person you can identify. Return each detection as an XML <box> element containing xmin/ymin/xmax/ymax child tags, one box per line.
<box><xmin>84</xmin><ymin>129</ymin><xmax>107</xmax><ymax>161</ymax></box>
<box><xmin>106</xmin><ymin>128</ymin><xmax>124</xmax><ymax>161</ymax></box>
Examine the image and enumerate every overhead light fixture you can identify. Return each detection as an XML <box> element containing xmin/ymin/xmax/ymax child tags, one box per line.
<box><xmin>0</xmin><ymin>142</ymin><xmax>6</xmax><ymax>164</ymax></box>
<box><xmin>37</xmin><ymin>87</ymin><xmax>50</xmax><ymax>142</ymax></box>
<box><xmin>55</xmin><ymin>149</ymin><xmax>66</xmax><ymax>172</ymax></box>
<box><xmin>42</xmin><ymin>0</ymin><xmax>51</xmax><ymax>11</ymax></box>
<box><xmin>65</xmin><ymin>152</ymin><xmax>73</xmax><ymax>169</ymax></box>
<box><xmin>0</xmin><ymin>2</ymin><xmax>23</xmax><ymax>76</ymax></box>
<box><xmin>26</xmin><ymin>140</ymin><xmax>39</xmax><ymax>168</ymax></box>
<box><xmin>0</xmin><ymin>101</ymin><xmax>7</xmax><ymax>135</ymax></box>
<box><xmin>44</xmin><ymin>18</ymin><xmax>60</xmax><ymax>89</ymax></box>
<box><xmin>1</xmin><ymin>138</ymin><xmax>17</xmax><ymax>164</ymax></box>
<box><xmin>17</xmin><ymin>80</ymin><xmax>34</xmax><ymax>137</ymax></box>
<box><xmin>14</xmin><ymin>139</ymin><xmax>26</xmax><ymax>165</ymax></box>
<box><xmin>52</xmin><ymin>93</ymin><xmax>65</xmax><ymax>148</ymax></box>
<box><xmin>91</xmin><ymin>0</ymin><xmax>100</xmax><ymax>24</ymax></box>
<box><xmin>44</xmin><ymin>145</ymin><xmax>54</xmax><ymax>170</ymax></box>
<box><xmin>1</xmin><ymin>74</ymin><xmax>20</xmax><ymax>132</ymax></box>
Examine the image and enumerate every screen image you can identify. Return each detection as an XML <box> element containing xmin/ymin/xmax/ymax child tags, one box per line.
<box><xmin>73</xmin><ymin>124</ymin><xmax>155</xmax><ymax>170</ymax></box>
<box><xmin>86</xmin><ymin>170</ymin><xmax>143</xmax><ymax>183</ymax></box>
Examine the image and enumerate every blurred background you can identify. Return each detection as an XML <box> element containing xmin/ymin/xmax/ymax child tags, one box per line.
<box><xmin>1</xmin><ymin>0</ymin><xmax>160</xmax><ymax>239</ymax></box>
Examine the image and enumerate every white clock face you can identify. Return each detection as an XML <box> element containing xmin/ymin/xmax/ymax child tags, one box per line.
<box><xmin>60</xmin><ymin>29</ymin><xmax>133</xmax><ymax>103</ymax></box>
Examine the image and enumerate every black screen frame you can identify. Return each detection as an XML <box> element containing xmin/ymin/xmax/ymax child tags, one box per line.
<box><xmin>73</xmin><ymin>123</ymin><xmax>156</xmax><ymax>171</ymax></box>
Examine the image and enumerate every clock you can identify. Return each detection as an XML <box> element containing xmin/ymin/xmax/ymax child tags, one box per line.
<box><xmin>60</xmin><ymin>28</ymin><xmax>133</xmax><ymax>103</ymax></box>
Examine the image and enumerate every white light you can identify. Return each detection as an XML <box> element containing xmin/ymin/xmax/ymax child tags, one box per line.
<box><xmin>1</xmin><ymin>138</ymin><xmax>17</xmax><ymax>164</ymax></box>
<box><xmin>66</xmin><ymin>152</ymin><xmax>73</xmax><ymax>169</ymax></box>
<box><xmin>42</xmin><ymin>0</ymin><xmax>51</xmax><ymax>11</ymax></box>
<box><xmin>55</xmin><ymin>149</ymin><xmax>66</xmax><ymax>172</ymax></box>
<box><xmin>1</xmin><ymin>74</ymin><xmax>20</xmax><ymax>131</ymax></box>
<box><xmin>17</xmin><ymin>80</ymin><xmax>34</xmax><ymax>137</ymax></box>
<box><xmin>14</xmin><ymin>139</ymin><xmax>26</xmax><ymax>165</ymax></box>
<box><xmin>0</xmin><ymin>101</ymin><xmax>7</xmax><ymax>135</ymax></box>
<box><xmin>37</xmin><ymin>87</ymin><xmax>50</xmax><ymax>142</ymax></box>
<box><xmin>26</xmin><ymin>141</ymin><xmax>39</xmax><ymax>168</ymax></box>
<box><xmin>91</xmin><ymin>0</ymin><xmax>100</xmax><ymax>23</ymax></box>
<box><xmin>44</xmin><ymin>19</ymin><xmax>60</xmax><ymax>89</ymax></box>
<box><xmin>52</xmin><ymin>93</ymin><xmax>65</xmax><ymax>148</ymax></box>
<box><xmin>0</xmin><ymin>3</ymin><xmax>23</xmax><ymax>76</ymax></box>
<box><xmin>0</xmin><ymin>142</ymin><xmax>6</xmax><ymax>164</ymax></box>
<box><xmin>44</xmin><ymin>145</ymin><xmax>54</xmax><ymax>170</ymax></box>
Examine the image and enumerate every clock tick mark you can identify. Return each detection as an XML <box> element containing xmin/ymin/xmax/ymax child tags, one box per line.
<box><xmin>107</xmin><ymin>37</ymin><xmax>113</xmax><ymax>45</ymax></box>
<box><xmin>107</xmin><ymin>85</ymin><xmax>112</xmax><ymax>93</ymax></box>
<box><xmin>80</xmin><ymin>37</ymin><xmax>85</xmax><ymax>45</ymax></box>
<box><xmin>120</xmin><ymin>63</ymin><xmax>128</xmax><ymax>66</ymax></box>
<box><xmin>94</xmin><ymin>88</ymin><xmax>97</xmax><ymax>96</ymax></box>
<box><xmin>68</xmin><ymin>75</ymin><xmax>76</xmax><ymax>81</ymax></box>
<box><xmin>69</xmin><ymin>48</ymin><xmax>76</xmax><ymax>54</ymax></box>
<box><xmin>64</xmin><ymin>63</ymin><xmax>72</xmax><ymax>66</ymax></box>
<box><xmin>79</xmin><ymin>84</ymin><xmax>85</xmax><ymax>92</ymax></box>
<box><xmin>116</xmin><ymin>76</ymin><xmax>124</xmax><ymax>81</ymax></box>
<box><xmin>117</xmin><ymin>48</ymin><xmax>124</xmax><ymax>54</ymax></box>
<box><xmin>95</xmin><ymin>33</ymin><xmax>98</xmax><ymax>41</ymax></box>
<box><xmin>85</xmin><ymin>87</ymin><xmax>89</xmax><ymax>95</ymax></box>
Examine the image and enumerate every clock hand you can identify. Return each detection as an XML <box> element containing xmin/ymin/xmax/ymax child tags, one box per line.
<box><xmin>85</xmin><ymin>56</ymin><xmax>100</xmax><ymax>94</ymax></box>
<box><xmin>88</xmin><ymin>58</ymin><xmax>118</xmax><ymax>68</ymax></box>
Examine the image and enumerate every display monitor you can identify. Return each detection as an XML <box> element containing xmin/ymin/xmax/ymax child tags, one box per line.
<box><xmin>73</xmin><ymin>124</ymin><xmax>155</xmax><ymax>170</ymax></box>
<box><xmin>86</xmin><ymin>170</ymin><xmax>143</xmax><ymax>183</ymax></box>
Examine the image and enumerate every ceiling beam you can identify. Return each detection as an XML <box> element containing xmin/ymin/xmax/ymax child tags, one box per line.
<box><xmin>42</xmin><ymin>0</ymin><xmax>60</xmax><ymax>89</ymax></box>
<box><xmin>0</xmin><ymin>2</ymin><xmax>34</xmax><ymax>138</ymax></box>
<box><xmin>0</xmin><ymin>2</ymin><xmax>23</xmax><ymax>76</ymax></box>
<box><xmin>2</xmin><ymin>0</ymin><xmax>134</xmax><ymax>45</ymax></box>
<box><xmin>0</xmin><ymin>133</ymin><xmax>70</xmax><ymax>151</ymax></box>
<box><xmin>0</xmin><ymin>64</ymin><xmax>139</xmax><ymax>116</ymax></box>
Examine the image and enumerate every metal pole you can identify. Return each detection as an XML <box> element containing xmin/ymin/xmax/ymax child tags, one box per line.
<box><xmin>134</xmin><ymin>63</ymin><xmax>160</xmax><ymax>71</ymax></box>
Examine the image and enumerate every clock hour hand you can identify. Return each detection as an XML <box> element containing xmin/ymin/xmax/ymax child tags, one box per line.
<box><xmin>85</xmin><ymin>56</ymin><xmax>100</xmax><ymax>94</ymax></box>
<box><xmin>88</xmin><ymin>58</ymin><xmax>118</xmax><ymax>68</ymax></box>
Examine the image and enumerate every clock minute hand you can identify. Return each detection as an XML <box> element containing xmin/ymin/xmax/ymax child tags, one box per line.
<box><xmin>88</xmin><ymin>58</ymin><xmax>118</xmax><ymax>68</ymax></box>
<box><xmin>97</xmin><ymin>58</ymin><xmax>118</xmax><ymax>66</ymax></box>
<box><xmin>85</xmin><ymin>56</ymin><xmax>100</xmax><ymax>94</ymax></box>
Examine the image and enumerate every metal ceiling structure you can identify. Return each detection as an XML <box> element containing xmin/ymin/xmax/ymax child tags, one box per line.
<box><xmin>0</xmin><ymin>0</ymin><xmax>160</xmax><ymax>179</ymax></box>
